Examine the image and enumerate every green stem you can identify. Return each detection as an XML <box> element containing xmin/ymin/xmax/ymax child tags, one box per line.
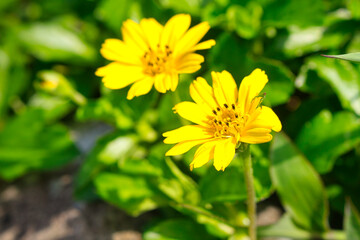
<box><xmin>240</xmin><ymin>144</ymin><xmax>256</xmax><ymax>240</ymax></box>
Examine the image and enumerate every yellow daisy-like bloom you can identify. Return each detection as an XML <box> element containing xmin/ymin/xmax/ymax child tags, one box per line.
<box><xmin>95</xmin><ymin>14</ymin><xmax>215</xmax><ymax>100</ymax></box>
<box><xmin>163</xmin><ymin>69</ymin><xmax>282</xmax><ymax>171</ymax></box>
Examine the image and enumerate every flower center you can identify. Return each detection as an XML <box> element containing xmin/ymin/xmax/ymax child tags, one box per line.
<box><xmin>211</xmin><ymin>103</ymin><xmax>248</xmax><ymax>141</ymax></box>
<box><xmin>142</xmin><ymin>44</ymin><xmax>172</xmax><ymax>76</ymax></box>
<box><xmin>210</xmin><ymin>94</ymin><xmax>266</xmax><ymax>141</ymax></box>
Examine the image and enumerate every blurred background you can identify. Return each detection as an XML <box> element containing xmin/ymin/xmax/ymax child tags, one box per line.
<box><xmin>0</xmin><ymin>0</ymin><xmax>360</xmax><ymax>239</ymax></box>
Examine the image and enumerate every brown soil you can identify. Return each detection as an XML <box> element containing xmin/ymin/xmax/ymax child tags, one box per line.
<box><xmin>0</xmin><ymin>167</ymin><xmax>146</xmax><ymax>240</ymax></box>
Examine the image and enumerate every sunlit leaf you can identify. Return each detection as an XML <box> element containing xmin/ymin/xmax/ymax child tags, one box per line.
<box><xmin>270</xmin><ymin>133</ymin><xmax>329</xmax><ymax>231</ymax></box>
<box><xmin>74</xmin><ymin>131</ymin><xmax>138</xmax><ymax>199</ymax></box>
<box><xmin>95</xmin><ymin>0</ymin><xmax>140</xmax><ymax>33</ymax></box>
<box><xmin>345</xmin><ymin>198</ymin><xmax>360</xmax><ymax>240</ymax></box>
<box><xmin>143</xmin><ymin>219</ymin><xmax>216</xmax><ymax>240</ymax></box>
<box><xmin>259</xmin><ymin>214</ymin><xmax>345</xmax><ymax>239</ymax></box>
<box><xmin>296</xmin><ymin>110</ymin><xmax>360</xmax><ymax>174</ymax></box>
<box><xmin>94</xmin><ymin>172</ymin><xmax>166</xmax><ymax>216</ymax></box>
<box><xmin>28</xmin><ymin>93</ymin><xmax>74</xmax><ymax>121</ymax></box>
<box><xmin>226</xmin><ymin>3</ymin><xmax>262</xmax><ymax>39</ymax></box>
<box><xmin>263</xmin><ymin>0</ymin><xmax>325</xmax><ymax>27</ymax></box>
<box><xmin>0</xmin><ymin>109</ymin><xmax>78</xmax><ymax>180</ymax></box>
<box><xmin>266</xmin><ymin>20</ymin><xmax>355</xmax><ymax>59</ymax></box>
<box><xmin>322</xmin><ymin>52</ymin><xmax>360</xmax><ymax>63</ymax></box>
<box><xmin>76</xmin><ymin>98</ymin><xmax>134</xmax><ymax>129</ymax></box>
<box><xmin>347</xmin><ymin>0</ymin><xmax>360</xmax><ymax>19</ymax></box>
<box><xmin>304</xmin><ymin>56</ymin><xmax>360</xmax><ymax>115</ymax></box>
<box><xmin>17</xmin><ymin>23</ymin><xmax>95</xmax><ymax>63</ymax></box>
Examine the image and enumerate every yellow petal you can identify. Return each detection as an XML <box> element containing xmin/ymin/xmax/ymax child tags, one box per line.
<box><xmin>241</xmin><ymin>128</ymin><xmax>272</xmax><ymax>144</ymax></box>
<box><xmin>177</xmin><ymin>65</ymin><xmax>201</xmax><ymax>74</ymax></box>
<box><xmin>170</xmin><ymin>73</ymin><xmax>179</xmax><ymax>91</ymax></box>
<box><xmin>121</xmin><ymin>19</ymin><xmax>148</xmax><ymax>52</ymax></box>
<box><xmin>240</xmin><ymin>134</ymin><xmax>273</xmax><ymax>144</ymax></box>
<box><xmin>163</xmin><ymin>74</ymin><xmax>172</xmax><ymax>91</ymax></box>
<box><xmin>100</xmin><ymin>39</ymin><xmax>141</xmax><ymax>65</ymax></box>
<box><xmin>127</xmin><ymin>77</ymin><xmax>154</xmax><ymax>100</ymax></box>
<box><xmin>163</xmin><ymin>125</ymin><xmax>213</xmax><ymax>144</ymax></box>
<box><xmin>140</xmin><ymin>18</ymin><xmax>163</xmax><ymax>50</ymax></box>
<box><xmin>211</xmin><ymin>72</ymin><xmax>227</xmax><ymax>107</ymax></box>
<box><xmin>173</xmin><ymin>21</ymin><xmax>211</xmax><ymax>57</ymax></box>
<box><xmin>190</xmin><ymin>77</ymin><xmax>218</xmax><ymax>115</ymax></box>
<box><xmin>190</xmin><ymin>140</ymin><xmax>217</xmax><ymax>170</ymax></box>
<box><xmin>165</xmin><ymin>139</ymin><xmax>210</xmax><ymax>156</ymax></box>
<box><xmin>245</xmin><ymin>106</ymin><xmax>282</xmax><ymax>132</ymax></box>
<box><xmin>173</xmin><ymin>101</ymin><xmax>210</xmax><ymax>126</ymax></box>
<box><xmin>238</xmin><ymin>68</ymin><xmax>268</xmax><ymax>114</ymax></box>
<box><xmin>212</xmin><ymin>71</ymin><xmax>238</xmax><ymax>107</ymax></box>
<box><xmin>176</xmin><ymin>53</ymin><xmax>204</xmax><ymax>73</ymax></box>
<box><xmin>161</xmin><ymin>14</ymin><xmax>191</xmax><ymax>49</ymax></box>
<box><xmin>213</xmin><ymin>137</ymin><xmax>236</xmax><ymax>171</ymax></box>
<box><xmin>95</xmin><ymin>63</ymin><xmax>145</xmax><ymax>89</ymax></box>
<box><xmin>191</xmin><ymin>39</ymin><xmax>216</xmax><ymax>51</ymax></box>
<box><xmin>154</xmin><ymin>73</ymin><xmax>166</xmax><ymax>93</ymax></box>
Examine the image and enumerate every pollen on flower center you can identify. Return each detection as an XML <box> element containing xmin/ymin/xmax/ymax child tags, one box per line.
<box><xmin>142</xmin><ymin>44</ymin><xmax>173</xmax><ymax>76</ymax></box>
<box><xmin>211</xmin><ymin>103</ymin><xmax>248</xmax><ymax>140</ymax></box>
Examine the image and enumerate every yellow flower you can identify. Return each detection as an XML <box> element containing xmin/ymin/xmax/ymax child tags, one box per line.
<box><xmin>95</xmin><ymin>14</ymin><xmax>215</xmax><ymax>100</ymax></box>
<box><xmin>163</xmin><ymin>69</ymin><xmax>282</xmax><ymax>171</ymax></box>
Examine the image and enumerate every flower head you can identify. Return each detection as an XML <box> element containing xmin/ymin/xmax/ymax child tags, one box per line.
<box><xmin>95</xmin><ymin>14</ymin><xmax>215</xmax><ymax>99</ymax></box>
<box><xmin>163</xmin><ymin>69</ymin><xmax>282</xmax><ymax>171</ymax></box>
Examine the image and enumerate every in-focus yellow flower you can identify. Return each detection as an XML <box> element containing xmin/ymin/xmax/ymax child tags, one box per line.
<box><xmin>95</xmin><ymin>14</ymin><xmax>215</xmax><ymax>100</ymax></box>
<box><xmin>163</xmin><ymin>69</ymin><xmax>282</xmax><ymax>171</ymax></box>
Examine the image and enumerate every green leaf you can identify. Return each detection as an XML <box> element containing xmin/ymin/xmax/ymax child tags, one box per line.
<box><xmin>143</xmin><ymin>219</ymin><xmax>215</xmax><ymax>240</ymax></box>
<box><xmin>296</xmin><ymin>110</ymin><xmax>360</xmax><ymax>174</ymax></box>
<box><xmin>259</xmin><ymin>214</ymin><xmax>346</xmax><ymax>239</ymax></box>
<box><xmin>76</xmin><ymin>98</ymin><xmax>133</xmax><ymax>129</ymax></box>
<box><xmin>256</xmin><ymin>58</ymin><xmax>295</xmax><ymax>106</ymax></box>
<box><xmin>284</xmin><ymin>96</ymin><xmax>341</xmax><ymax>138</ymax></box>
<box><xmin>259</xmin><ymin>214</ymin><xmax>314</xmax><ymax>239</ymax></box>
<box><xmin>226</xmin><ymin>3</ymin><xmax>262</xmax><ymax>39</ymax></box>
<box><xmin>28</xmin><ymin>94</ymin><xmax>74</xmax><ymax>121</ymax></box>
<box><xmin>94</xmin><ymin>172</ymin><xmax>166</xmax><ymax>216</ymax></box>
<box><xmin>102</xmin><ymin>87</ymin><xmax>158</xmax><ymax>121</ymax></box>
<box><xmin>0</xmin><ymin>109</ymin><xmax>78</xmax><ymax>180</ymax></box>
<box><xmin>347</xmin><ymin>0</ymin><xmax>360</xmax><ymax>19</ymax></box>
<box><xmin>0</xmin><ymin>49</ymin><xmax>10</xmax><ymax>117</ymax></box>
<box><xmin>263</xmin><ymin>0</ymin><xmax>325</xmax><ymax>27</ymax></box>
<box><xmin>172</xmin><ymin>203</ymin><xmax>235</xmax><ymax>238</ymax></box>
<box><xmin>270</xmin><ymin>133</ymin><xmax>329</xmax><ymax>231</ymax></box>
<box><xmin>345</xmin><ymin>198</ymin><xmax>360</xmax><ymax>240</ymax></box>
<box><xmin>266</xmin><ymin>20</ymin><xmax>354</xmax><ymax>59</ymax></box>
<box><xmin>157</xmin><ymin>0</ymin><xmax>202</xmax><ymax>16</ymax></box>
<box><xmin>95</xmin><ymin>0</ymin><xmax>140</xmax><ymax>33</ymax></box>
<box><xmin>0</xmin><ymin>0</ymin><xmax>15</xmax><ymax>12</ymax></box>
<box><xmin>0</xmin><ymin>47</ymin><xmax>29</xmax><ymax>118</ymax></box>
<box><xmin>208</xmin><ymin>32</ymin><xmax>251</xmax><ymax>78</ymax></box>
<box><xmin>17</xmin><ymin>23</ymin><xmax>95</xmax><ymax>63</ymax></box>
<box><xmin>199</xmin><ymin>145</ymin><xmax>272</xmax><ymax>203</ymax></box>
<box><xmin>74</xmin><ymin>131</ymin><xmax>138</xmax><ymax>199</ymax></box>
<box><xmin>306</xmin><ymin>56</ymin><xmax>360</xmax><ymax>115</ymax></box>
<box><xmin>295</xmin><ymin>62</ymin><xmax>334</xmax><ymax>96</ymax></box>
<box><xmin>322</xmin><ymin>52</ymin><xmax>360</xmax><ymax>63</ymax></box>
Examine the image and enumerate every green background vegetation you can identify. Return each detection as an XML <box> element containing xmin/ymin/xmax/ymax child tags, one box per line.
<box><xmin>1</xmin><ymin>0</ymin><xmax>360</xmax><ymax>239</ymax></box>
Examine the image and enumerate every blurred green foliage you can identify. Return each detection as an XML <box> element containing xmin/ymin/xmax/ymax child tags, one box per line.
<box><xmin>1</xmin><ymin>0</ymin><xmax>360</xmax><ymax>239</ymax></box>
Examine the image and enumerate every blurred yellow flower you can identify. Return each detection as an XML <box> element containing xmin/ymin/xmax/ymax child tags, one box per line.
<box><xmin>163</xmin><ymin>69</ymin><xmax>282</xmax><ymax>171</ymax></box>
<box><xmin>95</xmin><ymin>14</ymin><xmax>215</xmax><ymax>99</ymax></box>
